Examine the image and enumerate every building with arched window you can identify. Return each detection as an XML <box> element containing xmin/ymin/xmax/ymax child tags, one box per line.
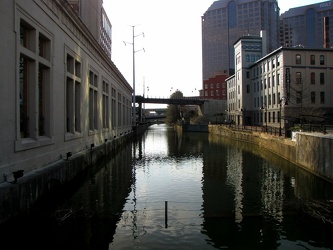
<box><xmin>227</xmin><ymin>36</ymin><xmax>333</xmax><ymax>129</ymax></box>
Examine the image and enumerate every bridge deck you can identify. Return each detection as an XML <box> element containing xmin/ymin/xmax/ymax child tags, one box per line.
<box><xmin>135</xmin><ymin>96</ymin><xmax>204</xmax><ymax>105</ymax></box>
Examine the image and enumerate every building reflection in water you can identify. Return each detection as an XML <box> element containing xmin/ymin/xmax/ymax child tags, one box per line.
<box><xmin>201</xmin><ymin>133</ymin><xmax>332</xmax><ymax>249</ymax></box>
<box><xmin>3</xmin><ymin>126</ymin><xmax>333</xmax><ymax>249</ymax></box>
<box><xmin>226</xmin><ymin>147</ymin><xmax>244</xmax><ymax>226</ymax></box>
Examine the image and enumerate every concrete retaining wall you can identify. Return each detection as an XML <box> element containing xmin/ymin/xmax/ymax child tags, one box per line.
<box><xmin>182</xmin><ymin>124</ymin><xmax>208</xmax><ymax>132</ymax></box>
<box><xmin>209</xmin><ymin>125</ymin><xmax>333</xmax><ymax>183</ymax></box>
<box><xmin>0</xmin><ymin>131</ymin><xmax>136</xmax><ymax>225</ymax></box>
<box><xmin>296</xmin><ymin>133</ymin><xmax>333</xmax><ymax>181</ymax></box>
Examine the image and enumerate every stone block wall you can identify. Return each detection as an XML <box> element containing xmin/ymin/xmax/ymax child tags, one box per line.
<box><xmin>209</xmin><ymin>125</ymin><xmax>333</xmax><ymax>183</ymax></box>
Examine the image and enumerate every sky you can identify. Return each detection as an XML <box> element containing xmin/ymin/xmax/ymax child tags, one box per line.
<box><xmin>103</xmin><ymin>0</ymin><xmax>326</xmax><ymax>107</ymax></box>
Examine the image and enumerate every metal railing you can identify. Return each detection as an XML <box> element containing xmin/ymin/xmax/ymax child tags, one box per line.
<box><xmin>217</xmin><ymin>123</ymin><xmax>287</xmax><ymax>137</ymax></box>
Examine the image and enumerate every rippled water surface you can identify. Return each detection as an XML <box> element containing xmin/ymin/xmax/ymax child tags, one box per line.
<box><xmin>2</xmin><ymin>124</ymin><xmax>333</xmax><ymax>249</ymax></box>
<box><xmin>110</xmin><ymin>125</ymin><xmax>333</xmax><ymax>250</ymax></box>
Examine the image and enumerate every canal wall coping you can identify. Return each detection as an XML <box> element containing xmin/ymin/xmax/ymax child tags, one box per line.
<box><xmin>209</xmin><ymin>125</ymin><xmax>333</xmax><ymax>184</ymax></box>
<box><xmin>0</xmin><ymin>123</ymin><xmax>151</xmax><ymax>225</ymax></box>
<box><xmin>0</xmin><ymin>135</ymin><xmax>128</xmax><ymax>224</ymax></box>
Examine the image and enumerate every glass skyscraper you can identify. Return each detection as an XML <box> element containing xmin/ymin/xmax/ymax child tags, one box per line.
<box><xmin>280</xmin><ymin>0</ymin><xmax>333</xmax><ymax>48</ymax></box>
<box><xmin>201</xmin><ymin>0</ymin><xmax>279</xmax><ymax>81</ymax></box>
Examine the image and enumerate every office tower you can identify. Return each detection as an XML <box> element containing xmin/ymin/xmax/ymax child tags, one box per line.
<box><xmin>201</xmin><ymin>0</ymin><xmax>279</xmax><ymax>84</ymax></box>
<box><xmin>69</xmin><ymin>0</ymin><xmax>112</xmax><ymax>58</ymax></box>
<box><xmin>280</xmin><ymin>0</ymin><xmax>333</xmax><ymax>48</ymax></box>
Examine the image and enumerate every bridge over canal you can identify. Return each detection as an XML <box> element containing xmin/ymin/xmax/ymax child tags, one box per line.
<box><xmin>134</xmin><ymin>96</ymin><xmax>206</xmax><ymax>123</ymax></box>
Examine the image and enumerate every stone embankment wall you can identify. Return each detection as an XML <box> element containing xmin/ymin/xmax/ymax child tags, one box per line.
<box><xmin>0</xmin><ymin>134</ymin><xmax>131</xmax><ymax>225</ymax></box>
<box><xmin>296</xmin><ymin>133</ymin><xmax>333</xmax><ymax>182</ymax></box>
<box><xmin>0</xmin><ymin>124</ymin><xmax>150</xmax><ymax>225</ymax></box>
<box><xmin>209</xmin><ymin>125</ymin><xmax>333</xmax><ymax>184</ymax></box>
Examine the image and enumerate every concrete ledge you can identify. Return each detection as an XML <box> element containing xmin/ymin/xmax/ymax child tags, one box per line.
<box><xmin>0</xmin><ymin>133</ymin><xmax>134</xmax><ymax>225</ymax></box>
<box><xmin>209</xmin><ymin>125</ymin><xmax>333</xmax><ymax>184</ymax></box>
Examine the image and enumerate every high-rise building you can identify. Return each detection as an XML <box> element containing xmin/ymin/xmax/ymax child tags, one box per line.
<box><xmin>201</xmin><ymin>0</ymin><xmax>280</xmax><ymax>99</ymax></box>
<box><xmin>280</xmin><ymin>0</ymin><xmax>333</xmax><ymax>49</ymax></box>
<box><xmin>69</xmin><ymin>0</ymin><xmax>112</xmax><ymax>58</ymax></box>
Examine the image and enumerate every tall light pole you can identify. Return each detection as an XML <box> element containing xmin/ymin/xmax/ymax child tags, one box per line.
<box><xmin>279</xmin><ymin>97</ymin><xmax>288</xmax><ymax>136</ymax></box>
<box><xmin>124</xmin><ymin>25</ymin><xmax>144</xmax><ymax>129</ymax></box>
<box><xmin>260</xmin><ymin>105</ymin><xmax>267</xmax><ymax>132</ymax></box>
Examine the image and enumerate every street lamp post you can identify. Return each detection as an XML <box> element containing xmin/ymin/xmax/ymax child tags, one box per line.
<box><xmin>279</xmin><ymin>98</ymin><xmax>288</xmax><ymax>136</ymax></box>
<box><xmin>260</xmin><ymin>105</ymin><xmax>267</xmax><ymax>132</ymax></box>
<box><xmin>241</xmin><ymin>107</ymin><xmax>245</xmax><ymax>128</ymax></box>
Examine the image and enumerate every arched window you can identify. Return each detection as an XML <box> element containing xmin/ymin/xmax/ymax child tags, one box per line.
<box><xmin>295</xmin><ymin>54</ymin><xmax>301</xmax><ymax>64</ymax></box>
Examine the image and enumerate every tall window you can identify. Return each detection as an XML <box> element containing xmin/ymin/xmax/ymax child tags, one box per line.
<box><xmin>296</xmin><ymin>91</ymin><xmax>302</xmax><ymax>104</ymax></box>
<box><xmin>310</xmin><ymin>55</ymin><xmax>315</xmax><ymax>65</ymax></box>
<box><xmin>89</xmin><ymin>71</ymin><xmax>98</xmax><ymax>131</ymax></box>
<box><xmin>306</xmin><ymin>9</ymin><xmax>316</xmax><ymax>46</ymax></box>
<box><xmin>19</xmin><ymin>19</ymin><xmax>51</xmax><ymax>140</ymax></box>
<box><xmin>102</xmin><ymin>80</ymin><xmax>109</xmax><ymax>129</ymax></box>
<box><xmin>66</xmin><ymin>53</ymin><xmax>81</xmax><ymax>134</ymax></box>
<box><xmin>228</xmin><ymin>1</ymin><xmax>237</xmax><ymax>29</ymax></box>
<box><xmin>311</xmin><ymin>91</ymin><xmax>316</xmax><ymax>103</ymax></box>
<box><xmin>320</xmin><ymin>55</ymin><xmax>325</xmax><ymax>65</ymax></box>
<box><xmin>296</xmin><ymin>72</ymin><xmax>302</xmax><ymax>84</ymax></box>
<box><xmin>310</xmin><ymin>72</ymin><xmax>315</xmax><ymax>84</ymax></box>
<box><xmin>320</xmin><ymin>73</ymin><xmax>325</xmax><ymax>85</ymax></box>
<box><xmin>118</xmin><ymin>93</ymin><xmax>122</xmax><ymax>126</ymax></box>
<box><xmin>111</xmin><ymin>87</ymin><xmax>116</xmax><ymax>129</ymax></box>
<box><xmin>122</xmin><ymin>96</ymin><xmax>126</xmax><ymax>126</ymax></box>
<box><xmin>295</xmin><ymin>54</ymin><xmax>301</xmax><ymax>64</ymax></box>
<box><xmin>320</xmin><ymin>92</ymin><xmax>325</xmax><ymax>104</ymax></box>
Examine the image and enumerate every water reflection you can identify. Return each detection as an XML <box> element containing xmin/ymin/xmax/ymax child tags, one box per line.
<box><xmin>202</xmin><ymin>133</ymin><xmax>333</xmax><ymax>249</ymax></box>
<box><xmin>2</xmin><ymin>124</ymin><xmax>332</xmax><ymax>249</ymax></box>
<box><xmin>0</xmin><ymin>143</ymin><xmax>134</xmax><ymax>250</ymax></box>
<box><xmin>112</xmin><ymin>125</ymin><xmax>333</xmax><ymax>249</ymax></box>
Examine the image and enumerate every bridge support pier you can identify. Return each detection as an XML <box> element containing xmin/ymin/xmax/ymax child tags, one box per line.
<box><xmin>138</xmin><ymin>102</ymin><xmax>143</xmax><ymax>123</ymax></box>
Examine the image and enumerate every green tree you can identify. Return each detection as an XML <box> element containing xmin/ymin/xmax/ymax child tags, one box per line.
<box><xmin>166</xmin><ymin>90</ymin><xmax>183</xmax><ymax>124</ymax></box>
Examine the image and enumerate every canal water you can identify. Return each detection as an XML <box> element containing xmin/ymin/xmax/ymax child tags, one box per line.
<box><xmin>2</xmin><ymin>124</ymin><xmax>333</xmax><ymax>249</ymax></box>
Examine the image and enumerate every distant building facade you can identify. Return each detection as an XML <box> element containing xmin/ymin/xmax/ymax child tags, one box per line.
<box><xmin>227</xmin><ymin>37</ymin><xmax>333</xmax><ymax>128</ymax></box>
<box><xmin>227</xmin><ymin>36</ymin><xmax>263</xmax><ymax>124</ymax></box>
<box><xmin>203</xmin><ymin>74</ymin><xmax>228</xmax><ymax>100</ymax></box>
<box><xmin>280</xmin><ymin>0</ymin><xmax>333</xmax><ymax>48</ymax></box>
<box><xmin>201</xmin><ymin>0</ymin><xmax>280</xmax><ymax>87</ymax></box>
<box><xmin>0</xmin><ymin>0</ymin><xmax>132</xmax><ymax>183</ymax></box>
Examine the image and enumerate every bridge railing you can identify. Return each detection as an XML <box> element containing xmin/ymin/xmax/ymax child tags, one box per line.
<box><xmin>135</xmin><ymin>95</ymin><xmax>205</xmax><ymax>105</ymax></box>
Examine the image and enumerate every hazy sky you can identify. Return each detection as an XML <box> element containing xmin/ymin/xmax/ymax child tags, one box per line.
<box><xmin>103</xmin><ymin>0</ymin><xmax>326</xmax><ymax>106</ymax></box>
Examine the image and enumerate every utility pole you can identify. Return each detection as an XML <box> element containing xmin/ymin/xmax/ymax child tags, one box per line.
<box><xmin>124</xmin><ymin>25</ymin><xmax>144</xmax><ymax>129</ymax></box>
